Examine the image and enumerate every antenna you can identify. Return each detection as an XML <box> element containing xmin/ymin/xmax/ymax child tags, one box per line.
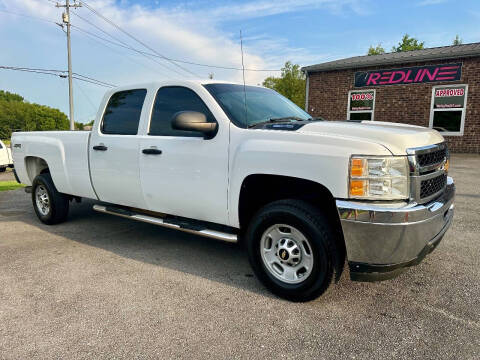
<box><xmin>240</xmin><ymin>30</ymin><xmax>248</xmax><ymax>128</ymax></box>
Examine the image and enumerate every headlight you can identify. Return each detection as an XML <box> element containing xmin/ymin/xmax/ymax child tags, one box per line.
<box><xmin>349</xmin><ymin>156</ymin><xmax>409</xmax><ymax>200</ymax></box>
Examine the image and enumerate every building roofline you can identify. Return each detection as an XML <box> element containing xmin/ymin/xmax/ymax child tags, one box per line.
<box><xmin>302</xmin><ymin>42</ymin><xmax>480</xmax><ymax>73</ymax></box>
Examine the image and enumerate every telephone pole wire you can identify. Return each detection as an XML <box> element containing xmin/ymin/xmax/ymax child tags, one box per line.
<box><xmin>56</xmin><ymin>0</ymin><xmax>82</xmax><ymax>130</ymax></box>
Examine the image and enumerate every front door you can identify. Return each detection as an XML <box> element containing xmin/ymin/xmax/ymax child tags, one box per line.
<box><xmin>138</xmin><ymin>86</ymin><xmax>229</xmax><ymax>225</ymax></box>
<box><xmin>89</xmin><ymin>89</ymin><xmax>148</xmax><ymax>209</ymax></box>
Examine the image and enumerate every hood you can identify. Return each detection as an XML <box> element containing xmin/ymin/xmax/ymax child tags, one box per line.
<box><xmin>298</xmin><ymin>121</ymin><xmax>444</xmax><ymax>155</ymax></box>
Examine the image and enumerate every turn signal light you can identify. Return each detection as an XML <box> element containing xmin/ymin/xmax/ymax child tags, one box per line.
<box><xmin>350</xmin><ymin>158</ymin><xmax>366</xmax><ymax>177</ymax></box>
<box><xmin>350</xmin><ymin>180</ymin><xmax>366</xmax><ymax>196</ymax></box>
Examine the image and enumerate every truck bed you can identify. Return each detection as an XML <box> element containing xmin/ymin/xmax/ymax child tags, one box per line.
<box><xmin>11</xmin><ymin>131</ymin><xmax>97</xmax><ymax>199</ymax></box>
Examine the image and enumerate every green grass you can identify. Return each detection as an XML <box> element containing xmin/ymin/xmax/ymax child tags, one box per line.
<box><xmin>0</xmin><ymin>181</ymin><xmax>25</xmax><ymax>192</ymax></box>
<box><xmin>2</xmin><ymin>139</ymin><xmax>10</xmax><ymax>146</ymax></box>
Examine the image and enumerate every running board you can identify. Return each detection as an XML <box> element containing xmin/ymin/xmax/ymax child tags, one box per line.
<box><xmin>92</xmin><ymin>204</ymin><xmax>238</xmax><ymax>243</ymax></box>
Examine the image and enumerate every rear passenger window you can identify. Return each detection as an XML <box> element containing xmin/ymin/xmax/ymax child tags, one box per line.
<box><xmin>149</xmin><ymin>86</ymin><xmax>216</xmax><ymax>137</ymax></box>
<box><xmin>101</xmin><ymin>89</ymin><xmax>147</xmax><ymax>135</ymax></box>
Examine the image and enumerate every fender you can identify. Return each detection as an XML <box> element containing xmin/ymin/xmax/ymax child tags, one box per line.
<box><xmin>227</xmin><ymin>127</ymin><xmax>392</xmax><ymax>228</ymax></box>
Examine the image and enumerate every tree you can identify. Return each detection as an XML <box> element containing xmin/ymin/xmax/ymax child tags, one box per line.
<box><xmin>452</xmin><ymin>35</ymin><xmax>462</xmax><ymax>45</ymax></box>
<box><xmin>0</xmin><ymin>90</ymin><xmax>69</xmax><ymax>139</ymax></box>
<box><xmin>391</xmin><ymin>34</ymin><xmax>425</xmax><ymax>52</ymax></box>
<box><xmin>367</xmin><ymin>44</ymin><xmax>385</xmax><ymax>56</ymax></box>
<box><xmin>262</xmin><ymin>61</ymin><xmax>306</xmax><ymax>108</ymax></box>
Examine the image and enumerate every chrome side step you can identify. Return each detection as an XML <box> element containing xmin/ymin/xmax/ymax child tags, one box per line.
<box><xmin>93</xmin><ymin>204</ymin><xmax>238</xmax><ymax>243</ymax></box>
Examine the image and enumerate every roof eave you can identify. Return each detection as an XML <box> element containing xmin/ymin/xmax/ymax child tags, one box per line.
<box><xmin>302</xmin><ymin>52</ymin><xmax>480</xmax><ymax>73</ymax></box>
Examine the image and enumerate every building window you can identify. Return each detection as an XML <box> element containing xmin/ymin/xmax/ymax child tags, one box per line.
<box><xmin>429</xmin><ymin>84</ymin><xmax>468</xmax><ymax>136</ymax></box>
<box><xmin>347</xmin><ymin>90</ymin><xmax>375</xmax><ymax>121</ymax></box>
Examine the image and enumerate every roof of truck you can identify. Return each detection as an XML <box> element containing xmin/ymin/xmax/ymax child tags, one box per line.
<box><xmin>108</xmin><ymin>79</ymin><xmax>262</xmax><ymax>91</ymax></box>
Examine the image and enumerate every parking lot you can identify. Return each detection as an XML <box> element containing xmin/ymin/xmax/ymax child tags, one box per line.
<box><xmin>0</xmin><ymin>154</ymin><xmax>479</xmax><ymax>359</ymax></box>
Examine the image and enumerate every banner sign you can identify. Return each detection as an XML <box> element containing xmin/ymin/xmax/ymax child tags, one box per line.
<box><xmin>433</xmin><ymin>86</ymin><xmax>466</xmax><ymax>109</ymax></box>
<box><xmin>354</xmin><ymin>63</ymin><xmax>462</xmax><ymax>87</ymax></box>
<box><xmin>349</xmin><ymin>91</ymin><xmax>374</xmax><ymax>111</ymax></box>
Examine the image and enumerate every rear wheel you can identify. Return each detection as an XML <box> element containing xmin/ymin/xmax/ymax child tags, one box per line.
<box><xmin>32</xmin><ymin>173</ymin><xmax>69</xmax><ymax>225</ymax></box>
<box><xmin>0</xmin><ymin>167</ymin><xmax>6</xmax><ymax>172</ymax></box>
<box><xmin>246</xmin><ymin>199</ymin><xmax>338</xmax><ymax>302</ymax></box>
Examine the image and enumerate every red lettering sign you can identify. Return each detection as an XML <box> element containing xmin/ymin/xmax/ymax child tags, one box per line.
<box><xmin>435</xmin><ymin>88</ymin><xmax>464</xmax><ymax>97</ymax></box>
<box><xmin>355</xmin><ymin>63</ymin><xmax>462</xmax><ymax>87</ymax></box>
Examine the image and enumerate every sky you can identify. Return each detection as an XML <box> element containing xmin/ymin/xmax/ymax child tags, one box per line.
<box><xmin>0</xmin><ymin>0</ymin><xmax>479</xmax><ymax>123</ymax></box>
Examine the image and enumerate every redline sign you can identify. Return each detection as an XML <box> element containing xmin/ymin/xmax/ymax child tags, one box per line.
<box><xmin>354</xmin><ymin>63</ymin><xmax>462</xmax><ymax>87</ymax></box>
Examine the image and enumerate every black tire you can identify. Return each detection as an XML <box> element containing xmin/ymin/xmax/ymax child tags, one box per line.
<box><xmin>246</xmin><ymin>199</ymin><xmax>338</xmax><ymax>302</ymax></box>
<box><xmin>0</xmin><ymin>167</ymin><xmax>6</xmax><ymax>172</ymax></box>
<box><xmin>32</xmin><ymin>173</ymin><xmax>69</xmax><ymax>225</ymax></box>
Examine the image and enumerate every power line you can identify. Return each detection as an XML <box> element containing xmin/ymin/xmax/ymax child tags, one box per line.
<box><xmin>70</xmin><ymin>12</ymin><xmax>182</xmax><ymax>78</ymax></box>
<box><xmin>79</xmin><ymin>3</ymin><xmax>281</xmax><ymax>73</ymax></box>
<box><xmin>0</xmin><ymin>65</ymin><xmax>115</xmax><ymax>88</ymax></box>
<box><xmin>0</xmin><ymin>9</ymin><xmax>58</xmax><ymax>24</ymax></box>
<box><xmin>71</xmin><ymin>23</ymin><xmax>173</xmax><ymax>79</ymax></box>
<box><xmin>72</xmin><ymin>72</ymin><xmax>116</xmax><ymax>87</ymax></box>
<box><xmin>73</xmin><ymin>20</ymin><xmax>280</xmax><ymax>72</ymax></box>
<box><xmin>74</xmin><ymin>78</ymin><xmax>98</xmax><ymax>112</ymax></box>
<box><xmin>0</xmin><ymin>6</ymin><xmax>282</xmax><ymax>73</ymax></box>
<box><xmin>81</xmin><ymin>0</ymin><xmax>201</xmax><ymax>78</ymax></box>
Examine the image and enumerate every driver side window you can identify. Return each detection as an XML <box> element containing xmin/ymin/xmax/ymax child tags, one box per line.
<box><xmin>149</xmin><ymin>86</ymin><xmax>216</xmax><ymax>137</ymax></box>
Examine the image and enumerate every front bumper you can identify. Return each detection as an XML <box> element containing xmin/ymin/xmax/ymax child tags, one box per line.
<box><xmin>336</xmin><ymin>177</ymin><xmax>455</xmax><ymax>282</ymax></box>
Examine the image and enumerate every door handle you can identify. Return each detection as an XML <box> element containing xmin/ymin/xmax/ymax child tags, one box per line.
<box><xmin>93</xmin><ymin>145</ymin><xmax>108</xmax><ymax>151</ymax></box>
<box><xmin>142</xmin><ymin>148</ymin><xmax>162</xmax><ymax>155</ymax></box>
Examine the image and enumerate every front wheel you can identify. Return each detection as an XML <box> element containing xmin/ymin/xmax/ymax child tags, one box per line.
<box><xmin>32</xmin><ymin>173</ymin><xmax>69</xmax><ymax>225</ymax></box>
<box><xmin>246</xmin><ymin>199</ymin><xmax>338</xmax><ymax>302</ymax></box>
<box><xmin>0</xmin><ymin>167</ymin><xmax>6</xmax><ymax>173</ymax></box>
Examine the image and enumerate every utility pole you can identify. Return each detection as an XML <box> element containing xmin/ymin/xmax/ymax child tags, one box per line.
<box><xmin>56</xmin><ymin>0</ymin><xmax>81</xmax><ymax>130</ymax></box>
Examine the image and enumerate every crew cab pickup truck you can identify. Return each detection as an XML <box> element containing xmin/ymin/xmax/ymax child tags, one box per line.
<box><xmin>0</xmin><ymin>139</ymin><xmax>13</xmax><ymax>172</ymax></box>
<box><xmin>11</xmin><ymin>80</ymin><xmax>455</xmax><ymax>301</ymax></box>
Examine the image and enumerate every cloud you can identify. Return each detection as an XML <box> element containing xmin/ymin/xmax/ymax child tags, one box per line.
<box><xmin>0</xmin><ymin>0</ymin><xmax>367</xmax><ymax>120</ymax></box>
<box><xmin>1</xmin><ymin>0</ymin><xmax>367</xmax><ymax>84</ymax></box>
<box><xmin>206</xmin><ymin>0</ymin><xmax>367</xmax><ymax>21</ymax></box>
<box><xmin>417</xmin><ymin>0</ymin><xmax>448</xmax><ymax>6</ymax></box>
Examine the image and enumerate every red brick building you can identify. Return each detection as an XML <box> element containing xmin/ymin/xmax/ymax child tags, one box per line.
<box><xmin>303</xmin><ymin>43</ymin><xmax>480</xmax><ymax>153</ymax></box>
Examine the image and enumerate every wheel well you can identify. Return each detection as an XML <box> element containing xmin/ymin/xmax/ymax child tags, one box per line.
<box><xmin>239</xmin><ymin>174</ymin><xmax>339</xmax><ymax>227</ymax></box>
<box><xmin>238</xmin><ymin>174</ymin><xmax>346</xmax><ymax>280</ymax></box>
<box><xmin>25</xmin><ymin>156</ymin><xmax>50</xmax><ymax>183</ymax></box>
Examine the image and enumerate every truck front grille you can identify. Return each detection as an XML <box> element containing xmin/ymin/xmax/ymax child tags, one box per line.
<box><xmin>417</xmin><ymin>148</ymin><xmax>447</xmax><ymax>167</ymax></box>
<box><xmin>407</xmin><ymin>142</ymin><xmax>449</xmax><ymax>204</ymax></box>
<box><xmin>420</xmin><ymin>174</ymin><xmax>447</xmax><ymax>199</ymax></box>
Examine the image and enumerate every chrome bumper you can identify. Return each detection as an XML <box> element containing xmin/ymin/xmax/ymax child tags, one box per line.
<box><xmin>336</xmin><ymin>177</ymin><xmax>455</xmax><ymax>279</ymax></box>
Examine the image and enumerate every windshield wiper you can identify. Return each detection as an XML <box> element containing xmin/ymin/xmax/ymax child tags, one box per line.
<box><xmin>248</xmin><ymin>116</ymin><xmax>306</xmax><ymax>128</ymax></box>
<box><xmin>268</xmin><ymin>116</ymin><xmax>305</xmax><ymax>122</ymax></box>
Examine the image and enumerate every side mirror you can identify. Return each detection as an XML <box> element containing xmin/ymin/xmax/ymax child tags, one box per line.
<box><xmin>172</xmin><ymin>111</ymin><xmax>217</xmax><ymax>137</ymax></box>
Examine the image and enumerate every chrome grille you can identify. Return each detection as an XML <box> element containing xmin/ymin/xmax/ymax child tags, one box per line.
<box><xmin>417</xmin><ymin>148</ymin><xmax>447</xmax><ymax>167</ymax></box>
<box><xmin>407</xmin><ymin>142</ymin><xmax>448</xmax><ymax>204</ymax></box>
<box><xmin>420</xmin><ymin>174</ymin><xmax>447</xmax><ymax>199</ymax></box>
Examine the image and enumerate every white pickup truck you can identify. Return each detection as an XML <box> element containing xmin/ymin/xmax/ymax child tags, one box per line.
<box><xmin>0</xmin><ymin>139</ymin><xmax>13</xmax><ymax>172</ymax></box>
<box><xmin>11</xmin><ymin>80</ymin><xmax>455</xmax><ymax>301</ymax></box>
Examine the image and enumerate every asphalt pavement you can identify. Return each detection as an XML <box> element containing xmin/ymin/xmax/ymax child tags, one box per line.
<box><xmin>0</xmin><ymin>154</ymin><xmax>479</xmax><ymax>359</ymax></box>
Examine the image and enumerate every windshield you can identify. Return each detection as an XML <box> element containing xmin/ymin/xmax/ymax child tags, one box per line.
<box><xmin>204</xmin><ymin>83</ymin><xmax>311</xmax><ymax>128</ymax></box>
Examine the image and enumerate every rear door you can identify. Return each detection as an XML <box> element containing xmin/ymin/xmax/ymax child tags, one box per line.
<box><xmin>89</xmin><ymin>89</ymin><xmax>148</xmax><ymax>209</ymax></box>
<box><xmin>138</xmin><ymin>85</ymin><xmax>229</xmax><ymax>225</ymax></box>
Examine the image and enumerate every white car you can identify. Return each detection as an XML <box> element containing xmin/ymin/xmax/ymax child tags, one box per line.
<box><xmin>11</xmin><ymin>80</ymin><xmax>455</xmax><ymax>301</ymax></box>
<box><xmin>0</xmin><ymin>139</ymin><xmax>13</xmax><ymax>172</ymax></box>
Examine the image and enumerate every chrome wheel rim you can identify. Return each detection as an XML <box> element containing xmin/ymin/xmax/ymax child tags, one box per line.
<box><xmin>35</xmin><ymin>185</ymin><xmax>50</xmax><ymax>216</ymax></box>
<box><xmin>260</xmin><ymin>224</ymin><xmax>314</xmax><ymax>284</ymax></box>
